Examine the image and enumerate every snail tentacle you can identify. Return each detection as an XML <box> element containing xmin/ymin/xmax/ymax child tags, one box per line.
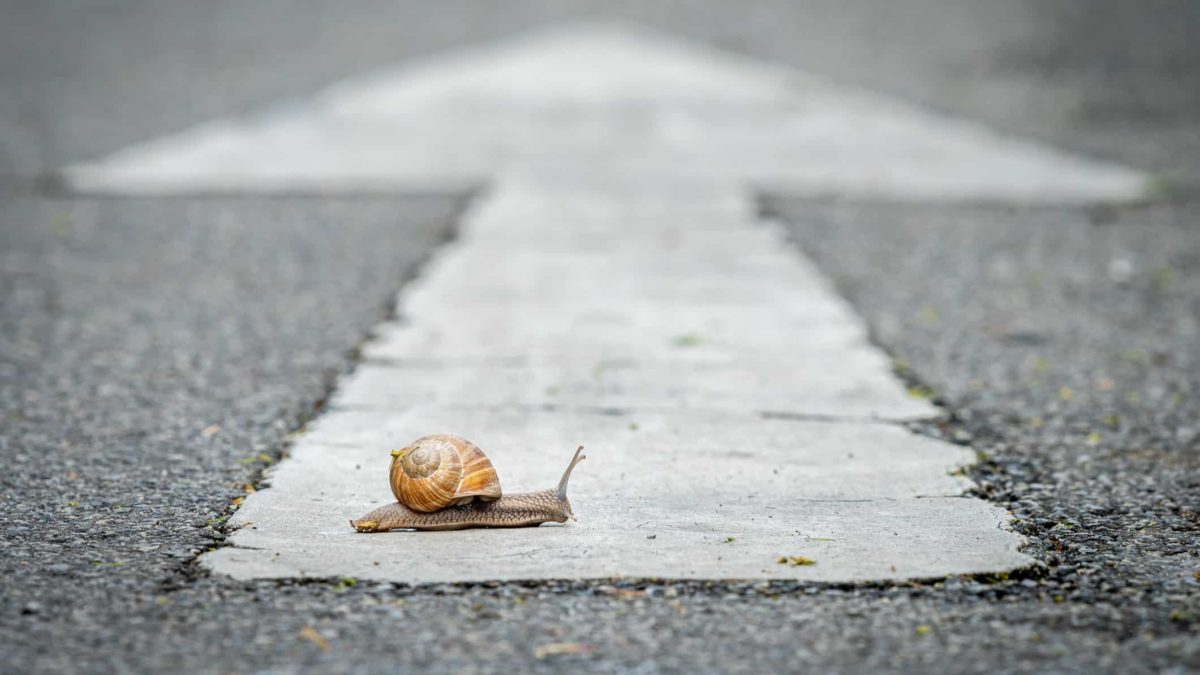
<box><xmin>556</xmin><ymin>446</ymin><xmax>587</xmax><ymax>500</ymax></box>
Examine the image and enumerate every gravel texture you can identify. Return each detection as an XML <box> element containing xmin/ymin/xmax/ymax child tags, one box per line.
<box><xmin>2</xmin><ymin>1</ymin><xmax>1199</xmax><ymax>673</ymax></box>
<box><xmin>765</xmin><ymin>196</ymin><xmax>1200</xmax><ymax>665</ymax></box>
<box><xmin>0</xmin><ymin>195</ymin><xmax>460</xmax><ymax>660</ymax></box>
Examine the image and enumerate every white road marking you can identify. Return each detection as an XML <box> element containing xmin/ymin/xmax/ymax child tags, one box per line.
<box><xmin>69</xmin><ymin>23</ymin><xmax>1123</xmax><ymax>582</ymax></box>
<box><xmin>213</xmin><ymin>407</ymin><xmax>1020</xmax><ymax>583</ymax></box>
<box><xmin>65</xmin><ymin>23</ymin><xmax>1147</xmax><ymax>202</ymax></box>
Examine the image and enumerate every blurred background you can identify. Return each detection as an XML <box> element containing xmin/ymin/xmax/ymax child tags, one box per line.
<box><xmin>1</xmin><ymin>2</ymin><xmax>1198</xmax><ymax>672</ymax></box>
<box><xmin>3</xmin><ymin>0</ymin><xmax>1200</xmax><ymax>183</ymax></box>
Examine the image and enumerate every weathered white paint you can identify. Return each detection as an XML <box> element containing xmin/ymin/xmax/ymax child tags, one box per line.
<box><xmin>205</xmin><ymin>406</ymin><xmax>1026</xmax><ymax>583</ymax></box>
<box><xmin>77</xmin><ymin>24</ymin><xmax>1049</xmax><ymax>582</ymax></box>
<box><xmin>65</xmin><ymin>24</ymin><xmax>1147</xmax><ymax>203</ymax></box>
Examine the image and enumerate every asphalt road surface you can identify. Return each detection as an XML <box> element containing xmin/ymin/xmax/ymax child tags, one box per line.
<box><xmin>2</xmin><ymin>2</ymin><xmax>1198</xmax><ymax>673</ymax></box>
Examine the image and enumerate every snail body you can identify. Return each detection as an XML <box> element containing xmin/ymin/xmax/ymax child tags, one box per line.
<box><xmin>352</xmin><ymin>442</ymin><xmax>585</xmax><ymax>532</ymax></box>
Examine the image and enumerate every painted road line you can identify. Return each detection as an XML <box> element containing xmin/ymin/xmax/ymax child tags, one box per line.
<box><xmin>64</xmin><ymin>24</ymin><xmax>1148</xmax><ymax>203</ymax></box>
<box><xmin>208</xmin><ymin>406</ymin><xmax>1023</xmax><ymax>583</ymax></box>
<box><xmin>66</xmin><ymin>23</ymin><xmax>1122</xmax><ymax>582</ymax></box>
<box><xmin>204</xmin><ymin>174</ymin><xmax>1024</xmax><ymax>582</ymax></box>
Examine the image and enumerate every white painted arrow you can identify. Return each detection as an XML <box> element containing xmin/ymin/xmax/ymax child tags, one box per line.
<box><xmin>66</xmin><ymin>23</ymin><xmax>1147</xmax><ymax>202</ymax></box>
<box><xmin>72</xmin><ymin>23</ymin><xmax>1115</xmax><ymax>582</ymax></box>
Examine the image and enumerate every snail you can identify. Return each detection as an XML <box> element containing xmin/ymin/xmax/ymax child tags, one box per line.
<box><xmin>351</xmin><ymin>434</ymin><xmax>586</xmax><ymax>532</ymax></box>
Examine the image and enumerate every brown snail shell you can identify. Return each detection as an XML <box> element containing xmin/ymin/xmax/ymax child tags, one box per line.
<box><xmin>389</xmin><ymin>435</ymin><xmax>501</xmax><ymax>513</ymax></box>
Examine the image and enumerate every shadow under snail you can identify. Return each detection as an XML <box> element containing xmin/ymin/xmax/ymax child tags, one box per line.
<box><xmin>351</xmin><ymin>434</ymin><xmax>586</xmax><ymax>532</ymax></box>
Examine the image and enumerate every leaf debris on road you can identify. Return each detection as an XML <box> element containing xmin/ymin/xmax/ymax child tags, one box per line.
<box><xmin>533</xmin><ymin>642</ymin><xmax>593</xmax><ymax>659</ymax></box>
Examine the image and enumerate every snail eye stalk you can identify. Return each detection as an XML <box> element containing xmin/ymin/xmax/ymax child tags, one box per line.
<box><xmin>556</xmin><ymin>446</ymin><xmax>587</xmax><ymax>500</ymax></box>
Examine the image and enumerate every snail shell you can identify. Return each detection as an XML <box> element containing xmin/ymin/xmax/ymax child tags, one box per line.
<box><xmin>389</xmin><ymin>434</ymin><xmax>501</xmax><ymax>512</ymax></box>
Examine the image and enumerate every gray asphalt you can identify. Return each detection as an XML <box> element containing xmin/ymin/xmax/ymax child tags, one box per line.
<box><xmin>1</xmin><ymin>2</ymin><xmax>1198</xmax><ymax>673</ymax></box>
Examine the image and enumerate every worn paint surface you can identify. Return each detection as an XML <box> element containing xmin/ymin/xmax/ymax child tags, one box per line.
<box><xmin>62</xmin><ymin>24</ymin><xmax>1140</xmax><ymax>582</ymax></box>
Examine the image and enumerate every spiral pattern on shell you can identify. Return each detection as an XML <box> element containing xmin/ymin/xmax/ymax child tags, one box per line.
<box><xmin>389</xmin><ymin>435</ymin><xmax>502</xmax><ymax>512</ymax></box>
